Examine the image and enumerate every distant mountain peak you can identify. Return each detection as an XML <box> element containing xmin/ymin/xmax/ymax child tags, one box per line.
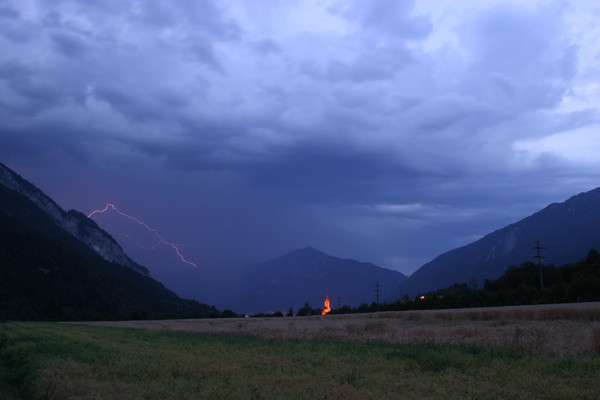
<box><xmin>289</xmin><ymin>246</ymin><xmax>330</xmax><ymax>257</ymax></box>
<box><xmin>299</xmin><ymin>246</ymin><xmax>321</xmax><ymax>253</ymax></box>
<box><xmin>223</xmin><ymin>247</ymin><xmax>407</xmax><ymax>314</ymax></box>
<box><xmin>267</xmin><ymin>246</ymin><xmax>331</xmax><ymax>264</ymax></box>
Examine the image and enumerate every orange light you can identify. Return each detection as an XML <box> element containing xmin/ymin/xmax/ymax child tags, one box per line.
<box><xmin>419</xmin><ymin>296</ymin><xmax>425</xmax><ymax>300</ymax></box>
<box><xmin>322</xmin><ymin>293</ymin><xmax>331</xmax><ymax>315</ymax></box>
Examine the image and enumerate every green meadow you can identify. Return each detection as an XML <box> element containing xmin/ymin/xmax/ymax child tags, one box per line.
<box><xmin>1</xmin><ymin>322</ymin><xmax>600</xmax><ymax>400</ymax></box>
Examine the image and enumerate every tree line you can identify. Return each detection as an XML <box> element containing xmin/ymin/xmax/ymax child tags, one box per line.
<box><xmin>327</xmin><ymin>248</ymin><xmax>600</xmax><ymax>314</ymax></box>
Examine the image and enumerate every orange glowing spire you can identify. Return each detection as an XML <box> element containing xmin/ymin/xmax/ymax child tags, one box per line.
<box><xmin>322</xmin><ymin>293</ymin><xmax>331</xmax><ymax>315</ymax></box>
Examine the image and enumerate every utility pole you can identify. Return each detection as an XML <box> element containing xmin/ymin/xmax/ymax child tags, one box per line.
<box><xmin>375</xmin><ymin>281</ymin><xmax>381</xmax><ymax>305</ymax></box>
<box><xmin>532</xmin><ymin>240</ymin><xmax>546</xmax><ymax>290</ymax></box>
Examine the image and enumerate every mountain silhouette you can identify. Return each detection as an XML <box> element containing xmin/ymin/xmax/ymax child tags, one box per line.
<box><xmin>0</xmin><ymin>162</ymin><xmax>216</xmax><ymax>320</ymax></box>
<box><xmin>219</xmin><ymin>246</ymin><xmax>406</xmax><ymax>314</ymax></box>
<box><xmin>390</xmin><ymin>187</ymin><xmax>600</xmax><ymax>298</ymax></box>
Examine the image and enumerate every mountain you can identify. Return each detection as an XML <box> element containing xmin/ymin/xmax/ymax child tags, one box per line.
<box><xmin>390</xmin><ymin>187</ymin><xmax>600</xmax><ymax>298</ymax></box>
<box><xmin>218</xmin><ymin>247</ymin><xmax>407</xmax><ymax>315</ymax></box>
<box><xmin>0</xmin><ymin>162</ymin><xmax>216</xmax><ymax>320</ymax></box>
<box><xmin>0</xmin><ymin>163</ymin><xmax>146</xmax><ymax>275</ymax></box>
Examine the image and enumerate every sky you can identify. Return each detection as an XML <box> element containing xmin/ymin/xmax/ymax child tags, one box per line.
<box><xmin>1</xmin><ymin>0</ymin><xmax>600</xmax><ymax>294</ymax></box>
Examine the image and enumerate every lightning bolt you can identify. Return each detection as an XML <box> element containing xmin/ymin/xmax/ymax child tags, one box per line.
<box><xmin>109</xmin><ymin>231</ymin><xmax>161</xmax><ymax>251</ymax></box>
<box><xmin>88</xmin><ymin>203</ymin><xmax>197</xmax><ymax>267</ymax></box>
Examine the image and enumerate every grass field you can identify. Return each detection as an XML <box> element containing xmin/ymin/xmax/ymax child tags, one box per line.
<box><xmin>1</xmin><ymin>305</ymin><xmax>599</xmax><ymax>399</ymax></box>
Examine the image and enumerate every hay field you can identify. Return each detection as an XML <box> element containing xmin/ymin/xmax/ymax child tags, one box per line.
<box><xmin>79</xmin><ymin>302</ymin><xmax>600</xmax><ymax>356</ymax></box>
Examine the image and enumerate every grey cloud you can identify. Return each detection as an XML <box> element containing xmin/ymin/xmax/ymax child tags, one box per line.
<box><xmin>1</xmin><ymin>0</ymin><xmax>599</xmax><ymax>277</ymax></box>
<box><xmin>189</xmin><ymin>40</ymin><xmax>223</xmax><ymax>71</ymax></box>
<box><xmin>0</xmin><ymin>1</ymin><xmax>18</xmax><ymax>19</ymax></box>
<box><xmin>246</xmin><ymin>143</ymin><xmax>395</xmax><ymax>184</ymax></box>
<box><xmin>156</xmin><ymin>89</ymin><xmax>190</xmax><ymax>109</ymax></box>
<box><xmin>400</xmin><ymin>94</ymin><xmax>495</xmax><ymax>135</ymax></box>
<box><xmin>315</xmin><ymin>1</ymin><xmax>429</xmax><ymax>84</ymax></box>
<box><xmin>92</xmin><ymin>85</ymin><xmax>194</xmax><ymax>126</ymax></box>
<box><xmin>0</xmin><ymin>78</ymin><xmax>67</xmax><ymax>117</ymax></box>
<box><xmin>134</xmin><ymin>1</ymin><xmax>241</xmax><ymax>72</ymax></box>
<box><xmin>133</xmin><ymin>1</ymin><xmax>179</xmax><ymax>28</ymax></box>
<box><xmin>131</xmin><ymin>0</ymin><xmax>241</xmax><ymax>45</ymax></box>
<box><xmin>336</xmin><ymin>0</ymin><xmax>432</xmax><ymax>39</ymax></box>
<box><xmin>458</xmin><ymin>4</ymin><xmax>577</xmax><ymax>113</ymax></box>
<box><xmin>0</xmin><ymin>3</ymin><xmax>34</xmax><ymax>42</ymax></box>
<box><xmin>51</xmin><ymin>32</ymin><xmax>88</xmax><ymax>57</ymax></box>
<box><xmin>252</xmin><ymin>39</ymin><xmax>280</xmax><ymax>55</ymax></box>
<box><xmin>326</xmin><ymin>44</ymin><xmax>413</xmax><ymax>82</ymax></box>
<box><xmin>0</xmin><ymin>60</ymin><xmax>87</xmax><ymax>117</ymax></box>
<box><xmin>0</xmin><ymin>0</ymin><xmax>584</xmax><ymax>206</ymax></box>
<box><xmin>92</xmin><ymin>86</ymin><xmax>150</xmax><ymax>122</ymax></box>
<box><xmin>0</xmin><ymin>23</ymin><xmax>31</xmax><ymax>42</ymax></box>
<box><xmin>0</xmin><ymin>121</ymin><xmax>94</xmax><ymax>164</ymax></box>
<box><xmin>0</xmin><ymin>61</ymin><xmax>31</xmax><ymax>80</ymax></box>
<box><xmin>106</xmin><ymin>113</ymin><xmax>412</xmax><ymax>202</ymax></box>
<box><xmin>362</xmin><ymin>2</ymin><xmax>431</xmax><ymax>39</ymax></box>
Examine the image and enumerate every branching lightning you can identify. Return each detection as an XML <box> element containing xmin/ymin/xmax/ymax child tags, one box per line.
<box><xmin>88</xmin><ymin>203</ymin><xmax>197</xmax><ymax>267</ymax></box>
<box><xmin>109</xmin><ymin>231</ymin><xmax>161</xmax><ymax>251</ymax></box>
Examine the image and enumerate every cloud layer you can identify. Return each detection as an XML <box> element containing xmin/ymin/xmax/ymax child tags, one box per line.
<box><xmin>1</xmin><ymin>0</ymin><xmax>599</xmax><ymax>276</ymax></box>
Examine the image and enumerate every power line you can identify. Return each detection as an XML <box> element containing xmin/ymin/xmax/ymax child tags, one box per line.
<box><xmin>375</xmin><ymin>281</ymin><xmax>381</xmax><ymax>305</ymax></box>
<box><xmin>532</xmin><ymin>240</ymin><xmax>546</xmax><ymax>290</ymax></box>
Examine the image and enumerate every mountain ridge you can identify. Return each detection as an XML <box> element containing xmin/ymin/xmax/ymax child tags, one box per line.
<box><xmin>218</xmin><ymin>246</ymin><xmax>407</xmax><ymax>314</ymax></box>
<box><xmin>0</xmin><ymin>162</ymin><xmax>147</xmax><ymax>275</ymax></box>
<box><xmin>390</xmin><ymin>187</ymin><xmax>600</xmax><ymax>298</ymax></box>
<box><xmin>0</xmin><ymin>162</ymin><xmax>215</xmax><ymax>320</ymax></box>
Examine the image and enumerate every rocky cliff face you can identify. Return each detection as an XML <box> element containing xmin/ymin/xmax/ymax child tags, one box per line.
<box><xmin>0</xmin><ymin>163</ymin><xmax>148</xmax><ymax>276</ymax></box>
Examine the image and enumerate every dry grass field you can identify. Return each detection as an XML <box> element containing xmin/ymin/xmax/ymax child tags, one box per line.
<box><xmin>80</xmin><ymin>302</ymin><xmax>600</xmax><ymax>356</ymax></box>
<box><xmin>4</xmin><ymin>305</ymin><xmax>600</xmax><ymax>400</ymax></box>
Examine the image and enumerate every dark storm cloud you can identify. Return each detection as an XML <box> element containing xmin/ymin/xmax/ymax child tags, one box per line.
<box><xmin>0</xmin><ymin>60</ymin><xmax>30</xmax><ymax>81</ymax></box>
<box><xmin>0</xmin><ymin>1</ymin><xmax>17</xmax><ymax>19</ymax></box>
<box><xmin>325</xmin><ymin>44</ymin><xmax>414</xmax><ymax>82</ymax></box>
<box><xmin>242</xmin><ymin>144</ymin><xmax>402</xmax><ymax>196</ymax></box>
<box><xmin>335</xmin><ymin>0</ymin><xmax>432</xmax><ymax>39</ymax></box>
<box><xmin>0</xmin><ymin>1</ymin><xmax>34</xmax><ymax>43</ymax></box>
<box><xmin>0</xmin><ymin>62</ymin><xmax>71</xmax><ymax>117</ymax></box>
<box><xmin>93</xmin><ymin>85</ymin><xmax>164</xmax><ymax>123</ymax></box>
<box><xmin>51</xmin><ymin>32</ymin><xmax>88</xmax><ymax>57</ymax></box>
<box><xmin>251</xmin><ymin>39</ymin><xmax>281</xmax><ymax>55</ymax></box>
<box><xmin>135</xmin><ymin>0</ymin><xmax>240</xmax><ymax>40</ymax></box>
<box><xmin>0</xmin><ymin>0</ymin><xmax>241</xmax><ymax>154</ymax></box>
<box><xmin>0</xmin><ymin>0</ymin><xmax>590</xmax><ymax>183</ymax></box>
<box><xmin>457</xmin><ymin>3</ymin><xmax>578</xmax><ymax>115</ymax></box>
<box><xmin>1</xmin><ymin>0</ymin><xmax>599</xmax><ymax>275</ymax></box>
<box><xmin>130</xmin><ymin>0</ymin><xmax>240</xmax><ymax>71</ymax></box>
